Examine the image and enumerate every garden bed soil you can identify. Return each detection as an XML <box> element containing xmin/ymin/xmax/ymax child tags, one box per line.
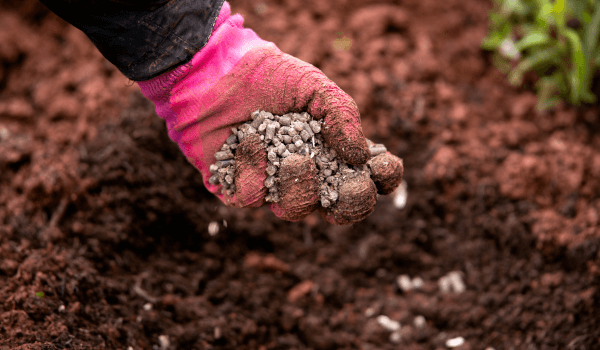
<box><xmin>1</xmin><ymin>0</ymin><xmax>599</xmax><ymax>349</ymax></box>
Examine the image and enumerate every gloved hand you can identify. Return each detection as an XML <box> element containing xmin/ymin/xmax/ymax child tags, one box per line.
<box><xmin>138</xmin><ymin>2</ymin><xmax>403</xmax><ymax>224</ymax></box>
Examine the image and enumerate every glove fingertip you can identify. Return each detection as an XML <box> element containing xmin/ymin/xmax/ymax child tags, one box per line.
<box><xmin>331</xmin><ymin>172</ymin><xmax>377</xmax><ymax>225</ymax></box>
<box><xmin>321</xmin><ymin>120</ymin><xmax>370</xmax><ymax>166</ymax></box>
<box><xmin>269</xmin><ymin>202</ymin><xmax>312</xmax><ymax>222</ymax></box>
<box><xmin>269</xmin><ymin>154</ymin><xmax>320</xmax><ymax>221</ymax></box>
<box><xmin>339</xmin><ymin>138</ymin><xmax>370</xmax><ymax>166</ymax></box>
<box><xmin>234</xmin><ymin>133</ymin><xmax>268</xmax><ymax>207</ymax></box>
<box><xmin>368</xmin><ymin>152</ymin><xmax>404</xmax><ymax>195</ymax></box>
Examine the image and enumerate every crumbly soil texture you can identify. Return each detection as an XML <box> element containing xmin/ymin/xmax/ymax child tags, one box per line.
<box><xmin>1</xmin><ymin>0</ymin><xmax>600</xmax><ymax>349</ymax></box>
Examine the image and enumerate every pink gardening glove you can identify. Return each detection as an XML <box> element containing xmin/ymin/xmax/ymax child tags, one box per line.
<box><xmin>138</xmin><ymin>2</ymin><xmax>402</xmax><ymax>224</ymax></box>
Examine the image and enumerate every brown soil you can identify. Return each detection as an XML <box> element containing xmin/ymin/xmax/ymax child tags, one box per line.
<box><xmin>1</xmin><ymin>0</ymin><xmax>600</xmax><ymax>349</ymax></box>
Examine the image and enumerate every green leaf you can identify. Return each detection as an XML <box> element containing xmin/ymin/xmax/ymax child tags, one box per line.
<box><xmin>482</xmin><ymin>30</ymin><xmax>509</xmax><ymax>50</ymax></box>
<box><xmin>537</xmin><ymin>3</ymin><xmax>554</xmax><ymax>28</ymax></box>
<box><xmin>570</xmin><ymin>0</ymin><xmax>589</xmax><ymax>20</ymax></box>
<box><xmin>508</xmin><ymin>46</ymin><xmax>562</xmax><ymax>86</ymax></box>
<box><xmin>563</xmin><ymin>29</ymin><xmax>587</xmax><ymax>102</ymax></box>
<box><xmin>516</xmin><ymin>31</ymin><xmax>551</xmax><ymax>50</ymax></box>
<box><xmin>536</xmin><ymin>74</ymin><xmax>563</xmax><ymax>111</ymax></box>
<box><xmin>492</xmin><ymin>53</ymin><xmax>512</xmax><ymax>74</ymax></box>
<box><xmin>503</xmin><ymin>0</ymin><xmax>528</xmax><ymax>16</ymax></box>
<box><xmin>579</xmin><ymin>3</ymin><xmax>600</xmax><ymax>103</ymax></box>
<box><xmin>486</xmin><ymin>0</ymin><xmax>600</xmax><ymax>108</ymax></box>
<box><xmin>583</xmin><ymin>1</ymin><xmax>600</xmax><ymax>61</ymax></box>
<box><xmin>35</xmin><ymin>292</ymin><xmax>44</xmax><ymax>298</ymax></box>
<box><xmin>552</xmin><ymin>0</ymin><xmax>567</xmax><ymax>30</ymax></box>
<box><xmin>581</xmin><ymin>90</ymin><xmax>597</xmax><ymax>103</ymax></box>
<box><xmin>533</xmin><ymin>0</ymin><xmax>551</xmax><ymax>10</ymax></box>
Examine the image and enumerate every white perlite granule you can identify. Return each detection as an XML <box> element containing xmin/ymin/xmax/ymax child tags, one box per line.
<box><xmin>158</xmin><ymin>335</ymin><xmax>170</xmax><ymax>350</ymax></box>
<box><xmin>393</xmin><ymin>179</ymin><xmax>408</xmax><ymax>209</ymax></box>
<box><xmin>396</xmin><ymin>274</ymin><xmax>424</xmax><ymax>292</ymax></box>
<box><xmin>209</xmin><ymin>110</ymin><xmax>386</xmax><ymax>208</ymax></box>
<box><xmin>376</xmin><ymin>315</ymin><xmax>401</xmax><ymax>332</ymax></box>
<box><xmin>446</xmin><ymin>336</ymin><xmax>465</xmax><ymax>348</ymax></box>
<box><xmin>413</xmin><ymin>315</ymin><xmax>426</xmax><ymax>329</ymax></box>
<box><xmin>438</xmin><ymin>271</ymin><xmax>466</xmax><ymax>294</ymax></box>
<box><xmin>207</xmin><ymin>221</ymin><xmax>219</xmax><ymax>236</ymax></box>
<box><xmin>396</xmin><ymin>274</ymin><xmax>413</xmax><ymax>292</ymax></box>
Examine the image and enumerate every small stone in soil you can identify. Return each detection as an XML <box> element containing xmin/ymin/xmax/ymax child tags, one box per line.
<box><xmin>446</xmin><ymin>337</ymin><xmax>465</xmax><ymax>348</ymax></box>
<box><xmin>413</xmin><ymin>315</ymin><xmax>426</xmax><ymax>329</ymax></box>
<box><xmin>439</xmin><ymin>271</ymin><xmax>466</xmax><ymax>294</ymax></box>
<box><xmin>377</xmin><ymin>315</ymin><xmax>401</xmax><ymax>332</ymax></box>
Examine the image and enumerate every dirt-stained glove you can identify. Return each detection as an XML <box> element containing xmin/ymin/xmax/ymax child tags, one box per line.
<box><xmin>138</xmin><ymin>2</ymin><xmax>402</xmax><ymax>224</ymax></box>
<box><xmin>319</xmin><ymin>142</ymin><xmax>404</xmax><ymax>225</ymax></box>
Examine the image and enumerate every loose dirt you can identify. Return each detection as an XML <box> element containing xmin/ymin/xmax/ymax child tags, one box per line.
<box><xmin>1</xmin><ymin>0</ymin><xmax>599</xmax><ymax>349</ymax></box>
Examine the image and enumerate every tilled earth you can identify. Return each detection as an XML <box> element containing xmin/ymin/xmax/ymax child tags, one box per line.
<box><xmin>1</xmin><ymin>0</ymin><xmax>600</xmax><ymax>349</ymax></box>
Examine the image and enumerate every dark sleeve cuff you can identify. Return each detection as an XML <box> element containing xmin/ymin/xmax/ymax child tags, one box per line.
<box><xmin>39</xmin><ymin>0</ymin><xmax>225</xmax><ymax>81</ymax></box>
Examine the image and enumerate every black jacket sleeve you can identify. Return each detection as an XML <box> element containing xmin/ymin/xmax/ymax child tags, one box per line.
<box><xmin>39</xmin><ymin>0</ymin><xmax>225</xmax><ymax>81</ymax></box>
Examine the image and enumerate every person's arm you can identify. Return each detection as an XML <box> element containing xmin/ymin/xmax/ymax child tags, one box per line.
<box><xmin>39</xmin><ymin>0</ymin><xmax>224</xmax><ymax>81</ymax></box>
<box><xmin>38</xmin><ymin>0</ymin><xmax>404</xmax><ymax>224</ymax></box>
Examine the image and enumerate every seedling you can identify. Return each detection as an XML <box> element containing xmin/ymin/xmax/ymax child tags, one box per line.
<box><xmin>482</xmin><ymin>0</ymin><xmax>600</xmax><ymax>110</ymax></box>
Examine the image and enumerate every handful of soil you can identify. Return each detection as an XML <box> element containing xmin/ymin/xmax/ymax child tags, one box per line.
<box><xmin>208</xmin><ymin>110</ymin><xmax>390</xmax><ymax>210</ymax></box>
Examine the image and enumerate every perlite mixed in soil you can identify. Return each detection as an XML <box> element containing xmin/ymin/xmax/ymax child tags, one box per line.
<box><xmin>209</xmin><ymin>110</ymin><xmax>387</xmax><ymax>208</ymax></box>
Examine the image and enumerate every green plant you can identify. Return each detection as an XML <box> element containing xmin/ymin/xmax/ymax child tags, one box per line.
<box><xmin>482</xmin><ymin>0</ymin><xmax>600</xmax><ymax>110</ymax></box>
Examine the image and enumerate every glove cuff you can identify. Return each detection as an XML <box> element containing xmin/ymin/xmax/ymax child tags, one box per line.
<box><xmin>138</xmin><ymin>1</ymin><xmax>273</xmax><ymax>143</ymax></box>
<box><xmin>135</xmin><ymin>1</ymin><xmax>232</xmax><ymax>94</ymax></box>
<box><xmin>137</xmin><ymin>1</ymin><xmax>274</xmax><ymax>199</ymax></box>
<box><xmin>138</xmin><ymin>2</ymin><xmax>272</xmax><ymax>103</ymax></box>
